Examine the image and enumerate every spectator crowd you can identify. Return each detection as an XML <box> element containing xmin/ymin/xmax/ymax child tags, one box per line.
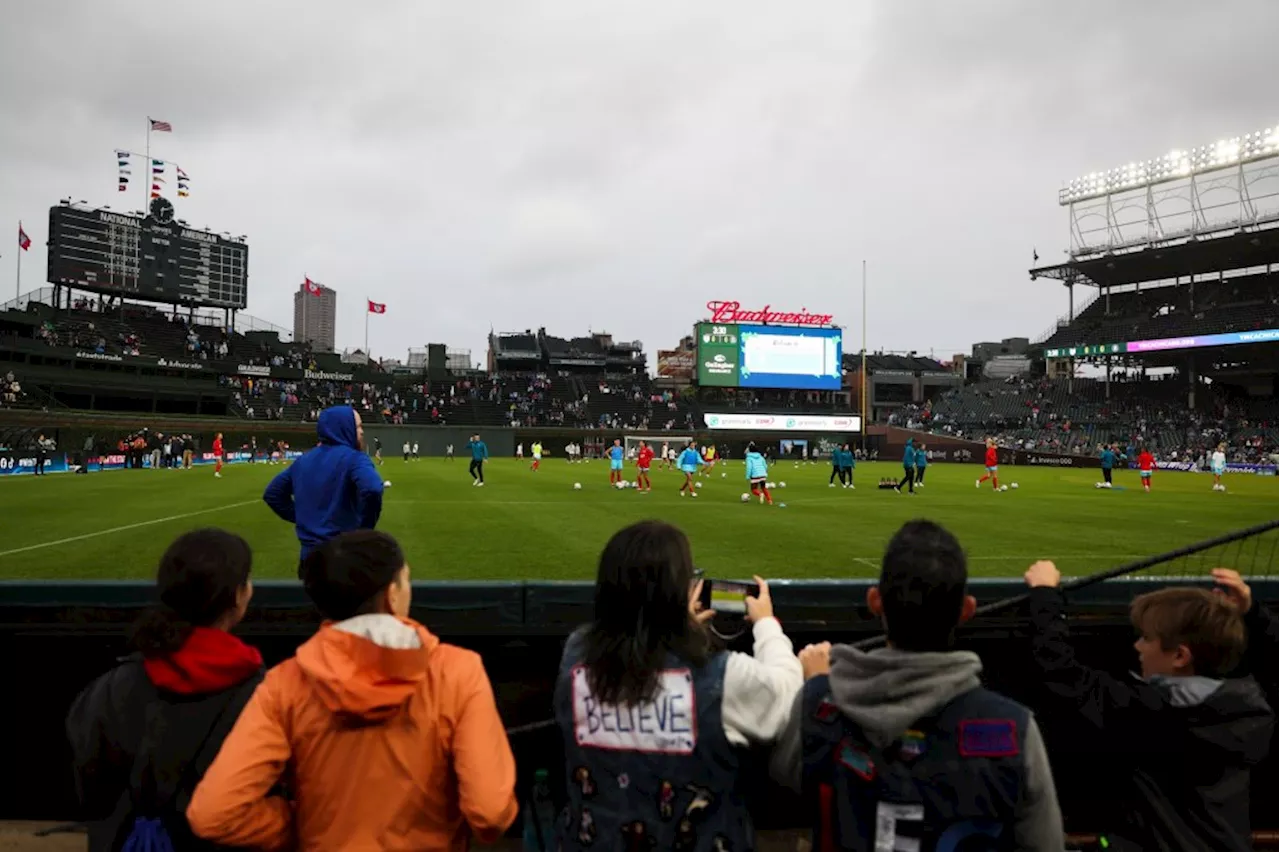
<box><xmin>65</xmin><ymin>516</ymin><xmax>1275</xmax><ymax>851</ymax></box>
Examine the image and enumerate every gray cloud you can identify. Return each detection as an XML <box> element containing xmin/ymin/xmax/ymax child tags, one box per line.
<box><xmin>2</xmin><ymin>0</ymin><xmax>1275</xmax><ymax>363</ymax></box>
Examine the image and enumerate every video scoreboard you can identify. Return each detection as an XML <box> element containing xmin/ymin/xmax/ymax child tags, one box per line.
<box><xmin>46</xmin><ymin>198</ymin><xmax>248</xmax><ymax>309</ymax></box>
<box><xmin>696</xmin><ymin>322</ymin><xmax>843</xmax><ymax>391</ymax></box>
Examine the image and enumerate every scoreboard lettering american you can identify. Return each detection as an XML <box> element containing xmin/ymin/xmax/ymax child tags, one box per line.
<box><xmin>46</xmin><ymin>203</ymin><xmax>248</xmax><ymax>309</ymax></box>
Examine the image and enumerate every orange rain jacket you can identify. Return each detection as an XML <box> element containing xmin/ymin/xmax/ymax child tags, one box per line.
<box><xmin>186</xmin><ymin>614</ymin><xmax>518</xmax><ymax>851</ymax></box>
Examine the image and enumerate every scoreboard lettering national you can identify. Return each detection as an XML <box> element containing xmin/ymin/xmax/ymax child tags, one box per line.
<box><xmin>696</xmin><ymin>322</ymin><xmax>843</xmax><ymax>391</ymax></box>
<box><xmin>47</xmin><ymin>198</ymin><xmax>248</xmax><ymax>309</ymax></box>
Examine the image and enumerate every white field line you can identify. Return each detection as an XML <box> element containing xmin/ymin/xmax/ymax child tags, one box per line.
<box><xmin>0</xmin><ymin>500</ymin><xmax>260</xmax><ymax>558</ymax></box>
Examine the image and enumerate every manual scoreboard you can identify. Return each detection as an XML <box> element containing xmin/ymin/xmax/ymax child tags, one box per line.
<box><xmin>46</xmin><ymin>198</ymin><xmax>248</xmax><ymax>309</ymax></box>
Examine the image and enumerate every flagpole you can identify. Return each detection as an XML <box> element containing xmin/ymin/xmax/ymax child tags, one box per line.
<box><xmin>861</xmin><ymin>259</ymin><xmax>867</xmax><ymax>452</ymax></box>
<box><xmin>364</xmin><ymin>301</ymin><xmax>370</xmax><ymax>357</ymax></box>
<box><xmin>143</xmin><ymin>117</ymin><xmax>151</xmax><ymax>213</ymax></box>
<box><xmin>14</xmin><ymin>224</ymin><xmax>20</xmax><ymax>303</ymax></box>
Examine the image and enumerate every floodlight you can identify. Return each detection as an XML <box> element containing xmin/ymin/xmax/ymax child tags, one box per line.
<box><xmin>1058</xmin><ymin>125</ymin><xmax>1279</xmax><ymax>204</ymax></box>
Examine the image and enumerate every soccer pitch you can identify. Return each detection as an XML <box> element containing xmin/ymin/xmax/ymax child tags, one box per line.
<box><xmin>0</xmin><ymin>458</ymin><xmax>1275</xmax><ymax>581</ymax></box>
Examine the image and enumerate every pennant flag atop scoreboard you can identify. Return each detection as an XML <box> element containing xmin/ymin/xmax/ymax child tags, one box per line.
<box><xmin>117</xmin><ymin>150</ymin><xmax>131</xmax><ymax>191</ymax></box>
<box><xmin>177</xmin><ymin>166</ymin><xmax>190</xmax><ymax>198</ymax></box>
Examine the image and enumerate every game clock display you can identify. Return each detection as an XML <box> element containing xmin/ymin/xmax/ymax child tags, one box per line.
<box><xmin>696</xmin><ymin>322</ymin><xmax>843</xmax><ymax>391</ymax></box>
<box><xmin>46</xmin><ymin>199</ymin><xmax>248</xmax><ymax>309</ymax></box>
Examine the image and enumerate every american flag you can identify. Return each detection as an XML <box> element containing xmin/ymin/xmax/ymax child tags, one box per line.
<box><xmin>149</xmin><ymin>119</ymin><xmax>173</xmax><ymax>132</ymax></box>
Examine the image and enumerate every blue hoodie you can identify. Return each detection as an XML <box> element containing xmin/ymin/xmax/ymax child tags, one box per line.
<box><xmin>263</xmin><ymin>406</ymin><xmax>384</xmax><ymax>560</ymax></box>
<box><xmin>915</xmin><ymin>447</ymin><xmax>928</xmax><ymax>468</ymax></box>
<box><xmin>902</xmin><ymin>439</ymin><xmax>915</xmax><ymax>468</ymax></box>
<box><xmin>745</xmin><ymin>451</ymin><xmax>768</xmax><ymax>480</ymax></box>
<box><xmin>1100</xmin><ymin>448</ymin><xmax>1115</xmax><ymax>470</ymax></box>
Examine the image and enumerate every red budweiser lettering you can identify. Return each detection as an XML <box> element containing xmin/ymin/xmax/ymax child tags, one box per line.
<box><xmin>706</xmin><ymin>301</ymin><xmax>833</xmax><ymax>327</ymax></box>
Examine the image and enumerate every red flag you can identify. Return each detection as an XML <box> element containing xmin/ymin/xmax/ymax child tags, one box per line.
<box><xmin>18</xmin><ymin>224</ymin><xmax>31</xmax><ymax>251</ymax></box>
<box><xmin>367</xmin><ymin>300</ymin><xmax>386</xmax><ymax>314</ymax></box>
<box><xmin>304</xmin><ymin>277</ymin><xmax>323</xmax><ymax>296</ymax></box>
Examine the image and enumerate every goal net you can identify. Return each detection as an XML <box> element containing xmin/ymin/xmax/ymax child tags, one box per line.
<box><xmin>624</xmin><ymin>435</ymin><xmax>677</xmax><ymax>461</ymax></box>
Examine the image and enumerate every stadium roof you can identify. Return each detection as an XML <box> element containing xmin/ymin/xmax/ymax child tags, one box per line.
<box><xmin>1030</xmin><ymin>223</ymin><xmax>1278</xmax><ymax>289</ymax></box>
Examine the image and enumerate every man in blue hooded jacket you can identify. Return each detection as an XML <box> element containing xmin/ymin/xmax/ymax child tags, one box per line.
<box><xmin>263</xmin><ymin>405</ymin><xmax>384</xmax><ymax>573</ymax></box>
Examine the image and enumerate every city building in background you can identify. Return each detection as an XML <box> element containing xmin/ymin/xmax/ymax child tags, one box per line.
<box><xmin>293</xmin><ymin>282</ymin><xmax>337</xmax><ymax>352</ymax></box>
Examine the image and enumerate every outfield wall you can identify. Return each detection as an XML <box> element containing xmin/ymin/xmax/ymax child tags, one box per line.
<box><xmin>1</xmin><ymin>578</ymin><xmax>1275</xmax><ymax>835</ymax></box>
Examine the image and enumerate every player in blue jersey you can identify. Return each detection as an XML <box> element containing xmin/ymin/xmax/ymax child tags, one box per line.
<box><xmin>607</xmin><ymin>438</ymin><xmax>625</xmax><ymax>486</ymax></box>
<box><xmin>677</xmin><ymin>441</ymin><xmax>705</xmax><ymax>497</ymax></box>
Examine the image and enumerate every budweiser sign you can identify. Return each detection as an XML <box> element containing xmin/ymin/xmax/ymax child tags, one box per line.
<box><xmin>706</xmin><ymin>300</ymin><xmax>833</xmax><ymax>327</ymax></box>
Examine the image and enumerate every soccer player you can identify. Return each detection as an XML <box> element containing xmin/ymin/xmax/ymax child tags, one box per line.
<box><xmin>402</xmin><ymin>440</ymin><xmax>411</xmax><ymax>462</ymax></box>
<box><xmin>373</xmin><ymin>436</ymin><xmax>383</xmax><ymax>466</ymax></box>
<box><xmin>516</xmin><ymin>442</ymin><xmax>524</xmax><ymax>460</ymax></box>
<box><xmin>703</xmin><ymin>443</ymin><xmax>717</xmax><ymax>474</ymax></box>
<box><xmin>412</xmin><ymin>442</ymin><xmax>419</xmax><ymax>460</ymax></box>
<box><xmin>1099</xmin><ymin>443</ymin><xmax>1116</xmax><ymax>488</ymax></box>
<box><xmin>828</xmin><ymin>446</ymin><xmax>843</xmax><ymax>487</ymax></box>
<box><xmin>1138</xmin><ymin>445</ymin><xmax>1155</xmax><ymax>492</ymax></box>
<box><xmin>212</xmin><ymin>432</ymin><xmax>225</xmax><ymax>479</ymax></box>
<box><xmin>842</xmin><ymin>442</ymin><xmax>856</xmax><ymax>488</ymax></box>
<box><xmin>466</xmin><ymin>434</ymin><xmax>488</xmax><ymax>486</ymax></box>
<box><xmin>976</xmin><ymin>438</ymin><xmax>999</xmax><ymax>491</ymax></box>
<box><xmin>745</xmin><ymin>442</ymin><xmax>772</xmax><ymax>504</ymax></box>
<box><xmin>607</xmin><ymin>438</ymin><xmax>624</xmax><ymax>485</ymax></box>
<box><xmin>445</xmin><ymin>443</ymin><xmax>454</xmax><ymax>461</ymax></box>
<box><xmin>635</xmin><ymin>440</ymin><xmax>654</xmax><ymax>491</ymax></box>
<box><xmin>661</xmin><ymin>441</ymin><xmax>670</xmax><ymax>470</ymax></box>
<box><xmin>677</xmin><ymin>441</ymin><xmax>705</xmax><ymax>496</ymax></box>
<box><xmin>895</xmin><ymin>438</ymin><xmax>916</xmax><ymax>494</ymax></box>
<box><xmin>1211</xmin><ymin>442</ymin><xmax>1227</xmax><ymax>491</ymax></box>
<box><xmin>531</xmin><ymin>440</ymin><xmax>542</xmax><ymax>472</ymax></box>
<box><xmin>914</xmin><ymin>442</ymin><xmax>927</xmax><ymax>487</ymax></box>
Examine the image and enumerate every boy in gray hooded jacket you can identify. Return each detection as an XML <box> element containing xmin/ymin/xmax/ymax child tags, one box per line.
<box><xmin>770</xmin><ymin>519</ymin><xmax>1064</xmax><ymax>851</ymax></box>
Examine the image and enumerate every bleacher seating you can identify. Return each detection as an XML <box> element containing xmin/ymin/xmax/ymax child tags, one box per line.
<box><xmin>1042</xmin><ymin>272</ymin><xmax>1278</xmax><ymax>348</ymax></box>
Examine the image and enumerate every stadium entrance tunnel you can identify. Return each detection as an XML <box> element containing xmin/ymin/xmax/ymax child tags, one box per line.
<box><xmin>2</xmin><ymin>576</ymin><xmax>1276</xmax><ymax>838</ymax></box>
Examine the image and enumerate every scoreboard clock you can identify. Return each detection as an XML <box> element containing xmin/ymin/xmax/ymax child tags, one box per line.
<box><xmin>46</xmin><ymin>199</ymin><xmax>248</xmax><ymax>309</ymax></box>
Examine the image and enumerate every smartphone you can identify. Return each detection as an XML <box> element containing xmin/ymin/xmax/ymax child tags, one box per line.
<box><xmin>699</xmin><ymin>579</ymin><xmax>760</xmax><ymax>615</ymax></box>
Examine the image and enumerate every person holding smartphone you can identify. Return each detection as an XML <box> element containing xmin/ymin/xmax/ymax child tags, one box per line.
<box><xmin>552</xmin><ymin>520</ymin><xmax>801</xmax><ymax>851</ymax></box>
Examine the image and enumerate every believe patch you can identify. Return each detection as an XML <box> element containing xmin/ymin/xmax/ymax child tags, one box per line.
<box><xmin>572</xmin><ymin>665</ymin><xmax>697</xmax><ymax>754</ymax></box>
<box><xmin>958</xmin><ymin>719</ymin><xmax>1019</xmax><ymax>758</ymax></box>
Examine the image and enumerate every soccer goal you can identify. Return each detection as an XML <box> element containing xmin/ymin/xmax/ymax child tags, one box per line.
<box><xmin>624</xmin><ymin>436</ymin><xmax>675</xmax><ymax>461</ymax></box>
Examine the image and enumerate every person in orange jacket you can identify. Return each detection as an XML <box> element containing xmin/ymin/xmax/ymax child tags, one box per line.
<box><xmin>186</xmin><ymin>530</ymin><xmax>518</xmax><ymax>851</ymax></box>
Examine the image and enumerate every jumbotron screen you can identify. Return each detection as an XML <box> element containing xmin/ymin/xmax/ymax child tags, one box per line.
<box><xmin>46</xmin><ymin>200</ymin><xmax>249</xmax><ymax>309</ymax></box>
<box><xmin>697</xmin><ymin>323</ymin><xmax>843</xmax><ymax>391</ymax></box>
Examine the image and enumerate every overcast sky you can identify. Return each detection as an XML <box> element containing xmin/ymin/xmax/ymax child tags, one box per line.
<box><xmin>2</xmin><ymin>1</ymin><xmax>1276</xmax><ymax>367</ymax></box>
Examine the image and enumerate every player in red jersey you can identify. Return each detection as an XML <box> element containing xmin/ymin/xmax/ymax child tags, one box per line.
<box><xmin>635</xmin><ymin>440</ymin><xmax>655</xmax><ymax>491</ymax></box>
<box><xmin>1138</xmin><ymin>446</ymin><xmax>1155</xmax><ymax>492</ymax></box>
<box><xmin>976</xmin><ymin>438</ymin><xmax>999</xmax><ymax>491</ymax></box>
<box><xmin>212</xmin><ymin>432</ymin><xmax>225</xmax><ymax>478</ymax></box>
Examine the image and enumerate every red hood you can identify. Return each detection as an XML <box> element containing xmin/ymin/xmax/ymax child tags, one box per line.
<box><xmin>143</xmin><ymin>627</ymin><xmax>263</xmax><ymax>694</ymax></box>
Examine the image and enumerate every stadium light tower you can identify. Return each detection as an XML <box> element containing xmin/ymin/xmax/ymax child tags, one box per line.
<box><xmin>1056</xmin><ymin>125</ymin><xmax>1279</xmax><ymax>256</ymax></box>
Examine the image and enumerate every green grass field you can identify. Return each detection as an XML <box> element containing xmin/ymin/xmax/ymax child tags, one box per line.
<box><xmin>0</xmin><ymin>458</ymin><xmax>1275</xmax><ymax>581</ymax></box>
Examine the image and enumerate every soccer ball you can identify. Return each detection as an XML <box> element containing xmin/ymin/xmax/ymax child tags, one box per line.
<box><xmin>1000</xmin><ymin>485</ymin><xmax>1009</xmax><ymax>492</ymax></box>
<box><xmin>383</xmin><ymin>481</ymin><xmax>392</xmax><ymax>487</ymax></box>
<box><xmin>766</xmin><ymin>481</ymin><xmax>776</xmax><ymax>489</ymax></box>
<box><xmin>1011</xmin><ymin>483</ymin><xmax>1019</xmax><ymax>490</ymax></box>
<box><xmin>778</xmin><ymin>481</ymin><xmax>786</xmax><ymax>488</ymax></box>
<box><xmin>741</xmin><ymin>493</ymin><xmax>750</xmax><ymax>502</ymax></box>
<box><xmin>721</xmin><ymin>472</ymin><xmax>726</xmax><ymax>478</ymax></box>
<box><xmin>695</xmin><ymin>481</ymin><xmax>703</xmax><ymax>489</ymax></box>
<box><xmin>573</xmin><ymin>482</ymin><xmax>582</xmax><ymax>490</ymax></box>
<box><xmin>615</xmin><ymin>481</ymin><xmax>626</xmax><ymax>490</ymax></box>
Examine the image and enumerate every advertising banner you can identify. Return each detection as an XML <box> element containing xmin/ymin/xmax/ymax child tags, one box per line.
<box><xmin>0</xmin><ymin>450</ymin><xmax>304</xmax><ymax>475</ymax></box>
<box><xmin>657</xmin><ymin>349</ymin><xmax>695</xmax><ymax>379</ymax></box>
<box><xmin>702</xmin><ymin>413</ymin><xmax>861</xmax><ymax>432</ymax></box>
